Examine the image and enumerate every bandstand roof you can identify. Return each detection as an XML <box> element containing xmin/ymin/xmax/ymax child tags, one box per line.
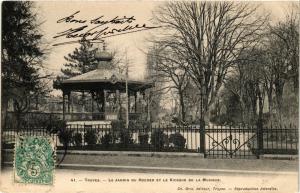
<box><xmin>65</xmin><ymin>68</ymin><xmax>126</xmax><ymax>83</ymax></box>
<box><xmin>54</xmin><ymin>68</ymin><xmax>154</xmax><ymax>93</ymax></box>
<box><xmin>54</xmin><ymin>46</ymin><xmax>154</xmax><ymax>93</ymax></box>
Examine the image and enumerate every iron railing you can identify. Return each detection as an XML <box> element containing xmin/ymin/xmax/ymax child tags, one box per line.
<box><xmin>205</xmin><ymin>125</ymin><xmax>258</xmax><ymax>159</ymax></box>
<box><xmin>2</xmin><ymin>123</ymin><xmax>298</xmax><ymax>156</ymax></box>
<box><xmin>2</xmin><ymin>124</ymin><xmax>200</xmax><ymax>152</ymax></box>
<box><xmin>262</xmin><ymin>125</ymin><xmax>298</xmax><ymax>155</ymax></box>
<box><xmin>204</xmin><ymin>124</ymin><xmax>298</xmax><ymax>158</ymax></box>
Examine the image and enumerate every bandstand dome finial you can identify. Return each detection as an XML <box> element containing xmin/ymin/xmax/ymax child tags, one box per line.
<box><xmin>95</xmin><ymin>42</ymin><xmax>112</xmax><ymax>61</ymax></box>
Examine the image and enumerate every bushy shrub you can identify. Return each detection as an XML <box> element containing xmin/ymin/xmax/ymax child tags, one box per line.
<box><xmin>46</xmin><ymin>119</ymin><xmax>66</xmax><ymax>134</ymax></box>
<box><xmin>119</xmin><ymin>129</ymin><xmax>134</xmax><ymax>148</ymax></box>
<box><xmin>210</xmin><ymin>114</ymin><xmax>229</xmax><ymax>125</ymax></box>
<box><xmin>141</xmin><ymin>121</ymin><xmax>151</xmax><ymax>129</ymax></box>
<box><xmin>111</xmin><ymin>120</ymin><xmax>125</xmax><ymax>130</ymax></box>
<box><xmin>138</xmin><ymin>133</ymin><xmax>149</xmax><ymax>145</ymax></box>
<box><xmin>151</xmin><ymin>129</ymin><xmax>168</xmax><ymax>151</ymax></box>
<box><xmin>128</xmin><ymin>120</ymin><xmax>138</xmax><ymax>130</ymax></box>
<box><xmin>58</xmin><ymin>129</ymin><xmax>73</xmax><ymax>147</ymax></box>
<box><xmin>169</xmin><ymin>132</ymin><xmax>186</xmax><ymax>149</ymax></box>
<box><xmin>128</xmin><ymin>120</ymin><xmax>150</xmax><ymax>130</ymax></box>
<box><xmin>73</xmin><ymin>133</ymin><xmax>82</xmax><ymax>146</ymax></box>
<box><xmin>101</xmin><ymin>133</ymin><xmax>113</xmax><ymax>148</ymax></box>
<box><xmin>84</xmin><ymin>129</ymin><xmax>98</xmax><ymax>145</ymax></box>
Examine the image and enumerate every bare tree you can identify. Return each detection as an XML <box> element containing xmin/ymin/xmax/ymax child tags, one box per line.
<box><xmin>265</xmin><ymin>12</ymin><xmax>299</xmax><ymax>120</ymax></box>
<box><xmin>144</xmin><ymin>46</ymin><xmax>165</xmax><ymax>123</ymax></box>
<box><xmin>223</xmin><ymin>73</ymin><xmax>250</xmax><ymax>124</ymax></box>
<box><xmin>222</xmin><ymin>46</ymin><xmax>268</xmax><ymax>125</ymax></box>
<box><xmin>154</xmin><ymin>2</ymin><xmax>267</xmax><ymax>126</ymax></box>
<box><xmin>147</xmin><ymin>43</ymin><xmax>189</xmax><ymax>122</ymax></box>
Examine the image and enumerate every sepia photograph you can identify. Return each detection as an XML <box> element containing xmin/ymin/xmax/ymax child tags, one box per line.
<box><xmin>0</xmin><ymin>1</ymin><xmax>299</xmax><ymax>193</ymax></box>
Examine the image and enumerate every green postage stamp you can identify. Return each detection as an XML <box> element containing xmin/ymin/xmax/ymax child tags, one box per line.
<box><xmin>14</xmin><ymin>135</ymin><xmax>55</xmax><ymax>185</ymax></box>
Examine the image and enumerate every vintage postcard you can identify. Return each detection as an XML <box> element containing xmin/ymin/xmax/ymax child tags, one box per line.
<box><xmin>0</xmin><ymin>1</ymin><xmax>299</xmax><ymax>193</ymax></box>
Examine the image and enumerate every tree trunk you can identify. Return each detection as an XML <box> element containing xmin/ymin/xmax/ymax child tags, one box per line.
<box><xmin>251</xmin><ymin>97</ymin><xmax>257</xmax><ymax>124</ymax></box>
<box><xmin>258</xmin><ymin>89</ymin><xmax>264</xmax><ymax>123</ymax></box>
<box><xmin>178</xmin><ymin>91</ymin><xmax>185</xmax><ymax>122</ymax></box>
<box><xmin>267</xmin><ymin>88</ymin><xmax>273</xmax><ymax>123</ymax></box>
<box><xmin>293</xmin><ymin>76</ymin><xmax>298</xmax><ymax>94</ymax></box>
<box><xmin>239</xmin><ymin>98</ymin><xmax>245</xmax><ymax>124</ymax></box>
<box><xmin>257</xmin><ymin>88</ymin><xmax>264</xmax><ymax>156</ymax></box>
<box><xmin>274</xmin><ymin>80</ymin><xmax>284</xmax><ymax>124</ymax></box>
<box><xmin>199</xmin><ymin>116</ymin><xmax>205</xmax><ymax>154</ymax></box>
<box><xmin>1</xmin><ymin>97</ymin><xmax>9</xmax><ymax>130</ymax></box>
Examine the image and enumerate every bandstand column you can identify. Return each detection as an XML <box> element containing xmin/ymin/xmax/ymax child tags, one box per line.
<box><xmin>91</xmin><ymin>92</ymin><xmax>94</xmax><ymax>114</ymax></box>
<box><xmin>62</xmin><ymin>91</ymin><xmax>66</xmax><ymax>121</ymax></box>
<box><xmin>67</xmin><ymin>92</ymin><xmax>71</xmax><ymax>113</ymax></box>
<box><xmin>116</xmin><ymin>89</ymin><xmax>120</xmax><ymax>119</ymax></box>
<box><xmin>134</xmin><ymin>92</ymin><xmax>137</xmax><ymax>113</ymax></box>
<box><xmin>103</xmin><ymin>90</ymin><xmax>107</xmax><ymax>113</ymax></box>
<box><xmin>128</xmin><ymin>92</ymin><xmax>130</xmax><ymax>114</ymax></box>
<box><xmin>147</xmin><ymin>92</ymin><xmax>150</xmax><ymax>121</ymax></box>
<box><xmin>100</xmin><ymin>90</ymin><xmax>103</xmax><ymax>112</ymax></box>
<box><xmin>71</xmin><ymin>92</ymin><xmax>74</xmax><ymax>120</ymax></box>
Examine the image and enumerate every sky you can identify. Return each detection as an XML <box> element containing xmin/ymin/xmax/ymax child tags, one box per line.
<box><xmin>34</xmin><ymin>1</ymin><xmax>293</xmax><ymax>96</ymax></box>
<box><xmin>37</xmin><ymin>1</ymin><xmax>159</xmax><ymax>83</ymax></box>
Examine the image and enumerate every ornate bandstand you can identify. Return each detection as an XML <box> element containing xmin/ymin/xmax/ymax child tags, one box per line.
<box><xmin>54</xmin><ymin>47</ymin><xmax>153</xmax><ymax>125</ymax></box>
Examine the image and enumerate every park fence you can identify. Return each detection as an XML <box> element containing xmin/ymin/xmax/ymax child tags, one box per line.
<box><xmin>2</xmin><ymin>124</ymin><xmax>298</xmax><ymax>158</ymax></box>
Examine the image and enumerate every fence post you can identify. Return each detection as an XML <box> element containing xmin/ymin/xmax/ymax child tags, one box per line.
<box><xmin>256</xmin><ymin>119</ymin><xmax>264</xmax><ymax>158</ymax></box>
<box><xmin>199</xmin><ymin>119</ymin><xmax>205</xmax><ymax>156</ymax></box>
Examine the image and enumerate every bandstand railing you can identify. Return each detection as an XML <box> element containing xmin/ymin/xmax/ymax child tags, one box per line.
<box><xmin>64</xmin><ymin>112</ymin><xmax>106</xmax><ymax>121</ymax></box>
<box><xmin>5</xmin><ymin>111</ymin><xmax>142</xmax><ymax>125</ymax></box>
